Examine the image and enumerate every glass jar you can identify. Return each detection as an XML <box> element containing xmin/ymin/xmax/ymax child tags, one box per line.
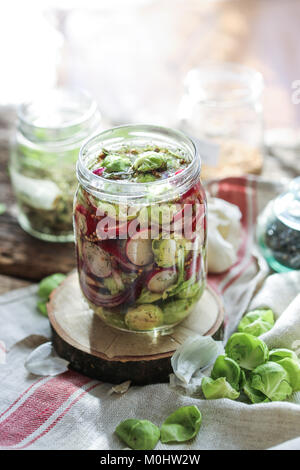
<box><xmin>10</xmin><ymin>88</ymin><xmax>101</xmax><ymax>242</ymax></box>
<box><xmin>257</xmin><ymin>177</ymin><xmax>300</xmax><ymax>272</ymax></box>
<box><xmin>177</xmin><ymin>63</ymin><xmax>264</xmax><ymax>179</ymax></box>
<box><xmin>74</xmin><ymin>124</ymin><xmax>207</xmax><ymax>333</ymax></box>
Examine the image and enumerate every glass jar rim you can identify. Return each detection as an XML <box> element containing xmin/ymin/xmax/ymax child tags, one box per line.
<box><xmin>18</xmin><ymin>87</ymin><xmax>100</xmax><ymax>144</ymax></box>
<box><xmin>184</xmin><ymin>62</ymin><xmax>264</xmax><ymax>108</ymax></box>
<box><xmin>76</xmin><ymin>124</ymin><xmax>200</xmax><ymax>204</ymax></box>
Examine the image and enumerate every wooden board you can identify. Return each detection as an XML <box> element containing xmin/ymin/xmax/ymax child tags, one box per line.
<box><xmin>48</xmin><ymin>271</ymin><xmax>224</xmax><ymax>385</ymax></box>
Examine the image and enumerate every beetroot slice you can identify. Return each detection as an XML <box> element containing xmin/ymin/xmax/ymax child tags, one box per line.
<box><xmin>146</xmin><ymin>267</ymin><xmax>177</xmax><ymax>293</ymax></box>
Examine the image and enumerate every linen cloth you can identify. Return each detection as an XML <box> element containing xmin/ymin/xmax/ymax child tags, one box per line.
<box><xmin>1</xmin><ymin>176</ymin><xmax>300</xmax><ymax>450</ymax></box>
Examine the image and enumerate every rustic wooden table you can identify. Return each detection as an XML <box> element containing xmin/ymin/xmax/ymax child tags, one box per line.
<box><xmin>0</xmin><ymin>0</ymin><xmax>299</xmax><ymax>294</ymax></box>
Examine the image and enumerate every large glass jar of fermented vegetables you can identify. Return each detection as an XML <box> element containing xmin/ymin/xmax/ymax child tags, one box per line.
<box><xmin>10</xmin><ymin>89</ymin><xmax>101</xmax><ymax>242</ymax></box>
<box><xmin>74</xmin><ymin>124</ymin><xmax>207</xmax><ymax>333</ymax></box>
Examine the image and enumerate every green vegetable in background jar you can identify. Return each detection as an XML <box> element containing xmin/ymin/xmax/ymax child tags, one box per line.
<box><xmin>211</xmin><ymin>355</ymin><xmax>241</xmax><ymax>391</ymax></box>
<box><xmin>160</xmin><ymin>406</ymin><xmax>202</xmax><ymax>443</ymax></box>
<box><xmin>238</xmin><ymin>308</ymin><xmax>275</xmax><ymax>337</ymax></box>
<box><xmin>250</xmin><ymin>361</ymin><xmax>293</xmax><ymax>401</ymax></box>
<box><xmin>115</xmin><ymin>419</ymin><xmax>160</xmax><ymax>450</ymax></box>
<box><xmin>225</xmin><ymin>333</ymin><xmax>269</xmax><ymax>371</ymax></box>
<box><xmin>201</xmin><ymin>377</ymin><xmax>240</xmax><ymax>400</ymax></box>
<box><xmin>125</xmin><ymin>304</ymin><xmax>164</xmax><ymax>331</ymax></box>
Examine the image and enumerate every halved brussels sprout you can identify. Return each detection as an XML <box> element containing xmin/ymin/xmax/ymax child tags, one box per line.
<box><xmin>163</xmin><ymin>298</ymin><xmax>193</xmax><ymax>325</ymax></box>
<box><xmin>133</xmin><ymin>151</ymin><xmax>167</xmax><ymax>172</ymax></box>
<box><xmin>211</xmin><ymin>355</ymin><xmax>241</xmax><ymax>391</ymax></box>
<box><xmin>243</xmin><ymin>379</ymin><xmax>270</xmax><ymax>404</ymax></box>
<box><xmin>152</xmin><ymin>238</ymin><xmax>177</xmax><ymax>268</ymax></box>
<box><xmin>115</xmin><ymin>419</ymin><xmax>160</xmax><ymax>450</ymax></box>
<box><xmin>276</xmin><ymin>358</ymin><xmax>300</xmax><ymax>392</ymax></box>
<box><xmin>160</xmin><ymin>406</ymin><xmax>202</xmax><ymax>443</ymax></box>
<box><xmin>225</xmin><ymin>333</ymin><xmax>269</xmax><ymax>371</ymax></box>
<box><xmin>136</xmin><ymin>288</ymin><xmax>162</xmax><ymax>304</ymax></box>
<box><xmin>125</xmin><ymin>304</ymin><xmax>164</xmax><ymax>331</ymax></box>
<box><xmin>238</xmin><ymin>309</ymin><xmax>275</xmax><ymax>337</ymax></box>
<box><xmin>102</xmin><ymin>154</ymin><xmax>131</xmax><ymax>173</ymax></box>
<box><xmin>251</xmin><ymin>361</ymin><xmax>293</xmax><ymax>401</ymax></box>
<box><xmin>202</xmin><ymin>377</ymin><xmax>240</xmax><ymax>400</ymax></box>
<box><xmin>269</xmin><ymin>348</ymin><xmax>299</xmax><ymax>363</ymax></box>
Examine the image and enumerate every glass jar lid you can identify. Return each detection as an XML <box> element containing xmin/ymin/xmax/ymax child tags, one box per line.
<box><xmin>18</xmin><ymin>88</ymin><xmax>101</xmax><ymax>146</ymax></box>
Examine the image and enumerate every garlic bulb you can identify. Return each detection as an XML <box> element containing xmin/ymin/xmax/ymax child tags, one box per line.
<box><xmin>207</xmin><ymin>197</ymin><xmax>242</xmax><ymax>273</ymax></box>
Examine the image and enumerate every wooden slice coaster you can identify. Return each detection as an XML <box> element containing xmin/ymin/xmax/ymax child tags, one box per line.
<box><xmin>48</xmin><ymin>271</ymin><xmax>224</xmax><ymax>385</ymax></box>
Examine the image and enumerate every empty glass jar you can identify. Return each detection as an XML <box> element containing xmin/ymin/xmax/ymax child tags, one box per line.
<box><xmin>177</xmin><ymin>63</ymin><xmax>264</xmax><ymax>179</ymax></box>
<box><xmin>10</xmin><ymin>88</ymin><xmax>101</xmax><ymax>242</ymax></box>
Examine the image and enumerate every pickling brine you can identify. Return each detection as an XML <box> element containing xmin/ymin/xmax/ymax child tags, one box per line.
<box><xmin>74</xmin><ymin>125</ymin><xmax>207</xmax><ymax>333</ymax></box>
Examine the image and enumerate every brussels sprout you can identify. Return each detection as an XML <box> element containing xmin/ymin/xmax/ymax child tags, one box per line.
<box><xmin>125</xmin><ymin>304</ymin><xmax>164</xmax><ymax>331</ymax></box>
<box><xmin>38</xmin><ymin>273</ymin><xmax>66</xmax><ymax>300</ymax></box>
<box><xmin>152</xmin><ymin>238</ymin><xmax>177</xmax><ymax>268</ymax></box>
<box><xmin>239</xmin><ymin>369</ymin><xmax>246</xmax><ymax>389</ymax></box>
<box><xmin>225</xmin><ymin>333</ymin><xmax>269</xmax><ymax>371</ymax></box>
<box><xmin>211</xmin><ymin>355</ymin><xmax>241</xmax><ymax>391</ymax></box>
<box><xmin>133</xmin><ymin>151</ymin><xmax>167</xmax><ymax>172</ymax></box>
<box><xmin>135</xmin><ymin>173</ymin><xmax>157</xmax><ymax>183</ymax></box>
<box><xmin>160</xmin><ymin>406</ymin><xmax>202</xmax><ymax>443</ymax></box>
<box><xmin>202</xmin><ymin>377</ymin><xmax>239</xmax><ymax>400</ymax></box>
<box><xmin>243</xmin><ymin>379</ymin><xmax>270</xmax><ymax>404</ymax></box>
<box><xmin>176</xmin><ymin>281</ymin><xmax>204</xmax><ymax>300</ymax></box>
<box><xmin>163</xmin><ymin>298</ymin><xmax>193</xmax><ymax>325</ymax></box>
<box><xmin>37</xmin><ymin>301</ymin><xmax>48</xmax><ymax>316</ymax></box>
<box><xmin>136</xmin><ymin>288</ymin><xmax>162</xmax><ymax>304</ymax></box>
<box><xmin>238</xmin><ymin>309</ymin><xmax>275</xmax><ymax>337</ymax></box>
<box><xmin>251</xmin><ymin>361</ymin><xmax>293</xmax><ymax>401</ymax></box>
<box><xmin>102</xmin><ymin>154</ymin><xmax>131</xmax><ymax>173</ymax></box>
<box><xmin>115</xmin><ymin>419</ymin><xmax>160</xmax><ymax>450</ymax></box>
<box><xmin>103</xmin><ymin>277</ymin><xmax>122</xmax><ymax>296</ymax></box>
<box><xmin>269</xmin><ymin>348</ymin><xmax>299</xmax><ymax>363</ymax></box>
<box><xmin>276</xmin><ymin>358</ymin><xmax>300</xmax><ymax>392</ymax></box>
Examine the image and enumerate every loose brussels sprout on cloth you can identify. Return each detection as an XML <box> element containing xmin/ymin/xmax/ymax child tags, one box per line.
<box><xmin>115</xmin><ymin>419</ymin><xmax>160</xmax><ymax>450</ymax></box>
<box><xmin>269</xmin><ymin>348</ymin><xmax>299</xmax><ymax>363</ymax></box>
<box><xmin>276</xmin><ymin>358</ymin><xmax>300</xmax><ymax>391</ymax></box>
<box><xmin>225</xmin><ymin>333</ymin><xmax>269</xmax><ymax>370</ymax></box>
<box><xmin>37</xmin><ymin>273</ymin><xmax>66</xmax><ymax>316</ymax></box>
<box><xmin>202</xmin><ymin>377</ymin><xmax>240</xmax><ymax>400</ymax></box>
<box><xmin>243</xmin><ymin>379</ymin><xmax>270</xmax><ymax>404</ymax></box>
<box><xmin>250</xmin><ymin>361</ymin><xmax>293</xmax><ymax>401</ymax></box>
<box><xmin>211</xmin><ymin>355</ymin><xmax>241</xmax><ymax>391</ymax></box>
<box><xmin>238</xmin><ymin>308</ymin><xmax>275</xmax><ymax>337</ymax></box>
<box><xmin>160</xmin><ymin>406</ymin><xmax>202</xmax><ymax>443</ymax></box>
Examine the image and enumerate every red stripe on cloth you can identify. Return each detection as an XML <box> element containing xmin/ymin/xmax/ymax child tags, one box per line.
<box><xmin>0</xmin><ymin>370</ymin><xmax>91</xmax><ymax>447</ymax></box>
<box><xmin>0</xmin><ymin>377</ymin><xmax>46</xmax><ymax>420</ymax></box>
<box><xmin>17</xmin><ymin>382</ymin><xmax>101</xmax><ymax>449</ymax></box>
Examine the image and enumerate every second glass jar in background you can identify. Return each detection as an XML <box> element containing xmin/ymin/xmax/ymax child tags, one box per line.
<box><xmin>74</xmin><ymin>125</ymin><xmax>207</xmax><ymax>334</ymax></box>
<box><xmin>177</xmin><ymin>63</ymin><xmax>264</xmax><ymax>179</ymax></box>
<box><xmin>10</xmin><ymin>88</ymin><xmax>101</xmax><ymax>242</ymax></box>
